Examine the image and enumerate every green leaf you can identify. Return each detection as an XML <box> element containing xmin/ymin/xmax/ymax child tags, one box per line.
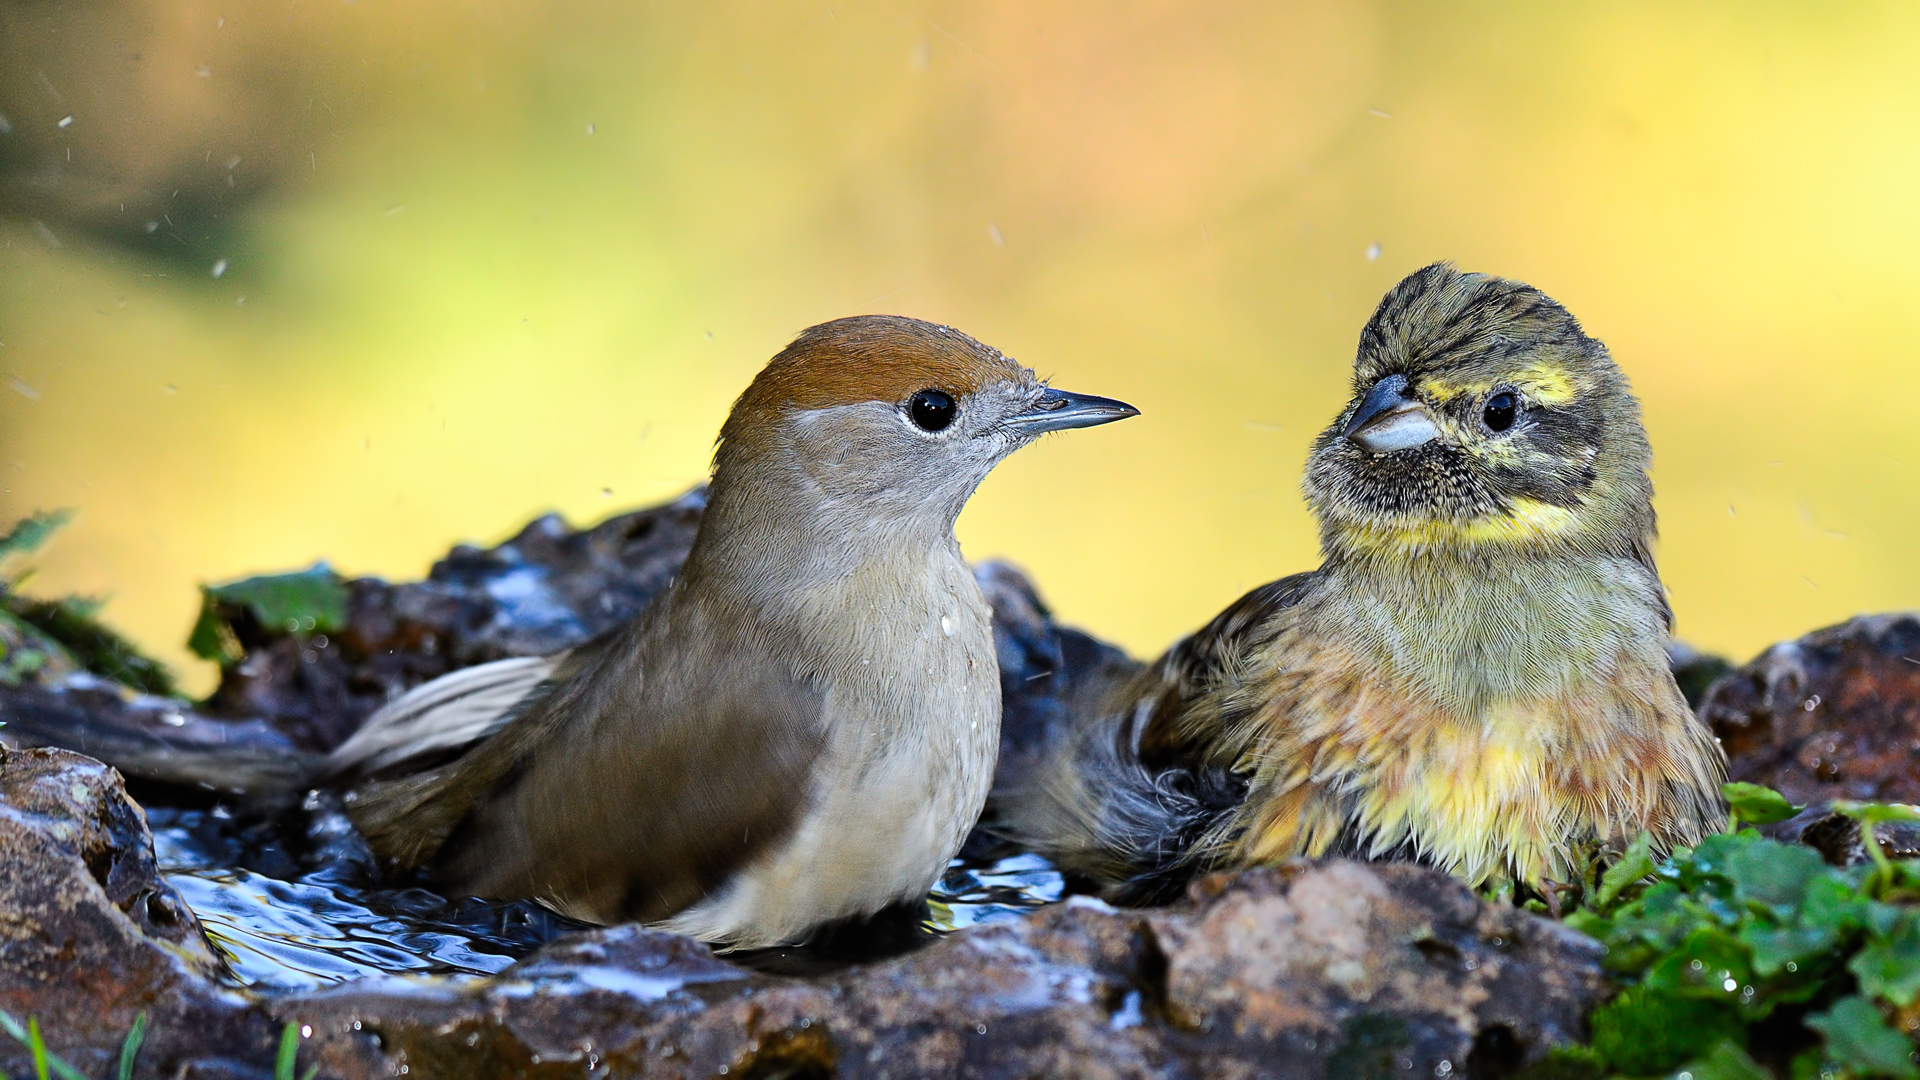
<box><xmin>0</xmin><ymin>510</ymin><xmax>73</xmax><ymax>565</ymax></box>
<box><xmin>1590</xmin><ymin>985</ymin><xmax>1745</xmax><ymax>1075</ymax></box>
<box><xmin>1851</xmin><ymin>910</ymin><xmax>1920</xmax><ymax>1006</ymax></box>
<box><xmin>190</xmin><ymin>565</ymin><xmax>347</xmax><ymax>665</ymax></box>
<box><xmin>1740</xmin><ymin>922</ymin><xmax>1839</xmax><ymax>977</ymax></box>
<box><xmin>1801</xmin><ymin>871</ymin><xmax>1872</xmax><ymax>935</ymax></box>
<box><xmin>1644</xmin><ymin>926</ymin><xmax>1755</xmax><ymax>1000</ymax></box>
<box><xmin>1805</xmin><ymin>995</ymin><xmax>1920</xmax><ymax>1079</ymax></box>
<box><xmin>276</xmin><ymin>1020</ymin><xmax>301</xmax><ymax>1080</ymax></box>
<box><xmin>1724</xmin><ymin>837</ymin><xmax>1826</xmax><ymax>913</ymax></box>
<box><xmin>1723</xmin><ymin>782</ymin><xmax>1800</xmax><ymax>826</ymax></box>
<box><xmin>28</xmin><ymin>1016</ymin><xmax>47</xmax><ymax>1080</ymax></box>
<box><xmin>1598</xmin><ymin>831</ymin><xmax>1659</xmax><ymax>909</ymax></box>
<box><xmin>1674</xmin><ymin>1040</ymin><xmax>1772</xmax><ymax>1080</ymax></box>
<box><xmin>12</xmin><ymin>1015</ymin><xmax>89</xmax><ymax>1080</ymax></box>
<box><xmin>117</xmin><ymin>1011</ymin><xmax>147</xmax><ymax>1080</ymax></box>
<box><xmin>1835</xmin><ymin>802</ymin><xmax>1920</xmax><ymax>829</ymax></box>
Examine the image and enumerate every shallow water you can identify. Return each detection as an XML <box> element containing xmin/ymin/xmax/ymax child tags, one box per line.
<box><xmin>148</xmin><ymin>803</ymin><xmax>1064</xmax><ymax>992</ymax></box>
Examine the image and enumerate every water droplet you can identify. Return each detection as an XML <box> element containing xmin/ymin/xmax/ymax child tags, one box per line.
<box><xmin>211</xmin><ymin>258</ymin><xmax>227</xmax><ymax>278</ymax></box>
<box><xmin>57</xmin><ymin>115</ymin><xmax>74</xmax><ymax>128</ymax></box>
<box><xmin>1365</xmin><ymin>241</ymin><xmax>1382</xmax><ymax>261</ymax></box>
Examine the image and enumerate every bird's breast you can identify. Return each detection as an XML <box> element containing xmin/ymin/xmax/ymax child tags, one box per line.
<box><xmin>1233</xmin><ymin>616</ymin><xmax>1715</xmax><ymax>889</ymax></box>
<box><xmin>660</xmin><ymin>556</ymin><xmax>1001</xmax><ymax>947</ymax></box>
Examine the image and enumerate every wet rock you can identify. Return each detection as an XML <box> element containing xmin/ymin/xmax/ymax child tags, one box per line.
<box><xmin>0</xmin><ymin>747</ymin><xmax>281</xmax><ymax>1078</ymax></box>
<box><xmin>0</xmin><ymin>674</ymin><xmax>316</xmax><ymax>798</ymax></box>
<box><xmin>975</xmin><ymin>561</ymin><xmax>1140</xmax><ymax>800</ymax></box>
<box><xmin>282</xmin><ymin>860</ymin><xmax>1603</xmax><ymax>1080</ymax></box>
<box><xmin>198</xmin><ymin>491</ymin><xmax>707</xmax><ymax>751</ymax></box>
<box><xmin>1701</xmin><ymin>613</ymin><xmax>1920</xmax><ymax>807</ymax></box>
<box><xmin>1778</xmin><ymin>810</ymin><xmax>1920</xmax><ymax>868</ymax></box>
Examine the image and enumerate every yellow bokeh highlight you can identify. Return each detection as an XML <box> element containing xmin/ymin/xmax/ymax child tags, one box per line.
<box><xmin>3</xmin><ymin>2</ymin><xmax>1918</xmax><ymax>695</ymax></box>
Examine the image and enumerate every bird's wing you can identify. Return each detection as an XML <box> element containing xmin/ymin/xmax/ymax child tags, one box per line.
<box><xmin>321</xmin><ymin>653</ymin><xmax>564</xmax><ymax>779</ymax></box>
<box><xmin>1130</xmin><ymin>572</ymin><xmax>1317</xmax><ymax>762</ymax></box>
<box><xmin>995</xmin><ymin>571</ymin><xmax>1320</xmax><ymax>903</ymax></box>
<box><xmin>348</xmin><ymin>604</ymin><xmax>830</xmax><ymax>931</ymax></box>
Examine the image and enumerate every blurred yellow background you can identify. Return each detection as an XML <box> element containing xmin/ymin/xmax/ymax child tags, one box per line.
<box><xmin>3</xmin><ymin>1</ymin><xmax>1917</xmax><ymax>695</ymax></box>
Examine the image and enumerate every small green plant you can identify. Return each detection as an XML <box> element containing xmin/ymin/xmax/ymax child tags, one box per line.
<box><xmin>0</xmin><ymin>510</ymin><xmax>176</xmax><ymax>695</ymax></box>
<box><xmin>0</xmin><ymin>1011</ymin><xmax>318</xmax><ymax>1080</ymax></box>
<box><xmin>116</xmin><ymin>1012</ymin><xmax>146</xmax><ymax>1080</ymax></box>
<box><xmin>276</xmin><ymin>1020</ymin><xmax>319</xmax><ymax>1080</ymax></box>
<box><xmin>187</xmin><ymin>565</ymin><xmax>347</xmax><ymax>667</ymax></box>
<box><xmin>0</xmin><ymin>1008</ymin><xmax>94</xmax><ymax>1080</ymax></box>
<box><xmin>1552</xmin><ymin>785</ymin><xmax>1920</xmax><ymax>1079</ymax></box>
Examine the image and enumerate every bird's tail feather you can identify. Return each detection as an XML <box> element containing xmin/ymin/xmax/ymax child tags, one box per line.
<box><xmin>994</xmin><ymin>699</ymin><xmax>1245</xmax><ymax>906</ymax></box>
<box><xmin>323</xmin><ymin>654</ymin><xmax>562</xmax><ymax>780</ymax></box>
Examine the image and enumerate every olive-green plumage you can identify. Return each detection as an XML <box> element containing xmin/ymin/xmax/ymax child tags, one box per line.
<box><xmin>997</xmin><ymin>263</ymin><xmax>1727</xmax><ymax>903</ymax></box>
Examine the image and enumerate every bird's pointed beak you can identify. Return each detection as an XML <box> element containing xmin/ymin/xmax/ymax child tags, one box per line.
<box><xmin>1344</xmin><ymin>373</ymin><xmax>1440</xmax><ymax>452</ymax></box>
<box><xmin>1005</xmin><ymin>387</ymin><xmax>1140</xmax><ymax>434</ymax></box>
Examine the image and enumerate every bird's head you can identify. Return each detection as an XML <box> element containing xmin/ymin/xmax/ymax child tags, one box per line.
<box><xmin>713</xmin><ymin>315</ymin><xmax>1136</xmax><ymax>533</ymax></box>
<box><xmin>1304</xmin><ymin>264</ymin><xmax>1654</xmax><ymax>566</ymax></box>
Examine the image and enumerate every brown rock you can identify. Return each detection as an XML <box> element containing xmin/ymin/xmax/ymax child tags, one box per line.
<box><xmin>283</xmin><ymin>861</ymin><xmax>1605</xmax><ymax>1079</ymax></box>
<box><xmin>200</xmin><ymin>492</ymin><xmax>707</xmax><ymax>751</ymax></box>
<box><xmin>1702</xmin><ymin>613</ymin><xmax>1920</xmax><ymax>806</ymax></box>
<box><xmin>0</xmin><ymin>676</ymin><xmax>316</xmax><ymax>798</ymax></box>
<box><xmin>0</xmin><ymin>747</ymin><xmax>281</xmax><ymax>1078</ymax></box>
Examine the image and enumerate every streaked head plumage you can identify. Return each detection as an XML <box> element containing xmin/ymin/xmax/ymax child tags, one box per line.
<box><xmin>1305</xmin><ymin>263</ymin><xmax>1654</xmax><ymax>563</ymax></box>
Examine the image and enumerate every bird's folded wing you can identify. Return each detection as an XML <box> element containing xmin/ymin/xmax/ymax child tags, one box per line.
<box><xmin>322</xmin><ymin>653</ymin><xmax>564</xmax><ymax>778</ymax></box>
<box><xmin>432</xmin><ymin>635</ymin><xmax>832</xmax><ymax>927</ymax></box>
<box><xmin>1130</xmin><ymin>570</ymin><xmax>1317</xmax><ymax>758</ymax></box>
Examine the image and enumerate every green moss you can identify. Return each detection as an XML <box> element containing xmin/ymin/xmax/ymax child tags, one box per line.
<box><xmin>1325</xmin><ymin>1013</ymin><xmax>1413</xmax><ymax>1080</ymax></box>
<box><xmin>0</xmin><ymin>511</ymin><xmax>176</xmax><ymax>696</ymax></box>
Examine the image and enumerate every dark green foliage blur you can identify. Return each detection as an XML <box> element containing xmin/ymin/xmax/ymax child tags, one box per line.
<box><xmin>0</xmin><ymin>511</ymin><xmax>176</xmax><ymax>696</ymax></box>
<box><xmin>186</xmin><ymin>564</ymin><xmax>347</xmax><ymax>668</ymax></box>
<box><xmin>1537</xmin><ymin>791</ymin><xmax>1920</xmax><ymax>1079</ymax></box>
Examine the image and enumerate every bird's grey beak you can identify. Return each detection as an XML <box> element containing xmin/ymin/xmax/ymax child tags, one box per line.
<box><xmin>1004</xmin><ymin>387</ymin><xmax>1140</xmax><ymax>434</ymax></box>
<box><xmin>1343</xmin><ymin>373</ymin><xmax>1440</xmax><ymax>453</ymax></box>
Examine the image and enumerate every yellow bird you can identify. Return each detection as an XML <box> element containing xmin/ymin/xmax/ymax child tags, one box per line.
<box><xmin>999</xmin><ymin>263</ymin><xmax>1726</xmax><ymax>906</ymax></box>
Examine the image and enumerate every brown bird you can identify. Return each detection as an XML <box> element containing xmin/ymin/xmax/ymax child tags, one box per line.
<box><xmin>998</xmin><ymin>264</ymin><xmax>1725</xmax><ymax>905</ymax></box>
<box><xmin>324</xmin><ymin>315</ymin><xmax>1136</xmax><ymax>947</ymax></box>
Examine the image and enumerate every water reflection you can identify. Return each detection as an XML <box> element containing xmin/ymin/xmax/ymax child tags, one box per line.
<box><xmin>150</xmin><ymin>804</ymin><xmax>1064</xmax><ymax>992</ymax></box>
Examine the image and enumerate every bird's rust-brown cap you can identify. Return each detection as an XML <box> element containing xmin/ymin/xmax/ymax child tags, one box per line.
<box><xmin>720</xmin><ymin>315</ymin><xmax>1025</xmax><ymax>445</ymax></box>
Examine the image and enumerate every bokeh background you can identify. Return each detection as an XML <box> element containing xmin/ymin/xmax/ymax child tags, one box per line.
<box><xmin>3</xmin><ymin>1</ymin><xmax>1917</xmax><ymax>695</ymax></box>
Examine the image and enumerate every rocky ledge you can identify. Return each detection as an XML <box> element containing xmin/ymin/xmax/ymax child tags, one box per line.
<box><xmin>0</xmin><ymin>741</ymin><xmax>1603</xmax><ymax>1078</ymax></box>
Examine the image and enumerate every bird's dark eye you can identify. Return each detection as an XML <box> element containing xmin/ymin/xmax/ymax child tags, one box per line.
<box><xmin>908</xmin><ymin>389</ymin><xmax>957</xmax><ymax>432</ymax></box>
<box><xmin>1483</xmin><ymin>392</ymin><xmax>1518</xmax><ymax>433</ymax></box>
